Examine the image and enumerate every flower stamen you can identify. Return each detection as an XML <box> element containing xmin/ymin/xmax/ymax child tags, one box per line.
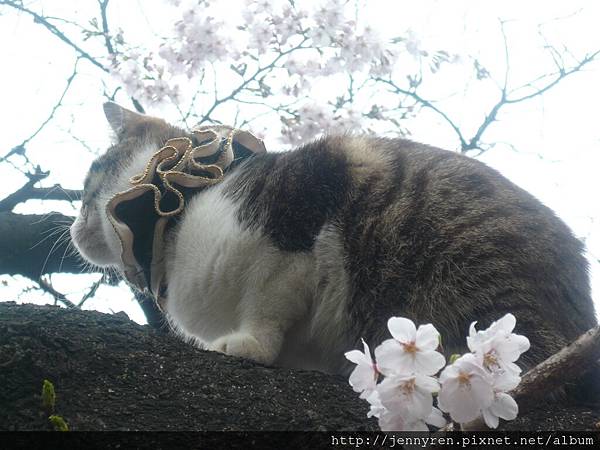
<box><xmin>457</xmin><ymin>371</ymin><xmax>472</xmax><ymax>386</ymax></box>
<box><xmin>402</xmin><ymin>340</ymin><xmax>418</xmax><ymax>354</ymax></box>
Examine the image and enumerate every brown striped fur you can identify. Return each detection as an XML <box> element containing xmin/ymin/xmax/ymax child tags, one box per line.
<box><xmin>225</xmin><ymin>134</ymin><xmax>596</xmax><ymax>369</ymax></box>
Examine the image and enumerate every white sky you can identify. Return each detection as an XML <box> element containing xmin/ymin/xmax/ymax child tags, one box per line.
<box><xmin>0</xmin><ymin>0</ymin><xmax>599</xmax><ymax>324</ymax></box>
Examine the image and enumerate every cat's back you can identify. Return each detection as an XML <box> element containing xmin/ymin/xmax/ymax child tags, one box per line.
<box><xmin>229</xmin><ymin>134</ymin><xmax>595</xmax><ymax>368</ymax></box>
<box><xmin>335</xmin><ymin>136</ymin><xmax>595</xmax><ymax>366</ymax></box>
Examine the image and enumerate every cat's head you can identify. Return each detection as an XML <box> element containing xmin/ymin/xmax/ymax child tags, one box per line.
<box><xmin>70</xmin><ymin>103</ymin><xmax>187</xmax><ymax>269</ymax></box>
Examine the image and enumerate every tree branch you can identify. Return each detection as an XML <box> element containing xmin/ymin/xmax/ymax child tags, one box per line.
<box><xmin>0</xmin><ymin>173</ymin><xmax>81</xmax><ymax>212</ymax></box>
<box><xmin>506</xmin><ymin>49</ymin><xmax>600</xmax><ymax>104</ymax></box>
<box><xmin>1</xmin><ymin>58</ymin><xmax>79</xmax><ymax>164</ymax></box>
<box><xmin>98</xmin><ymin>0</ymin><xmax>114</xmax><ymax>55</ymax></box>
<box><xmin>198</xmin><ymin>38</ymin><xmax>311</xmax><ymax>124</ymax></box>
<box><xmin>0</xmin><ymin>0</ymin><xmax>109</xmax><ymax>72</ymax></box>
<box><xmin>373</xmin><ymin>77</ymin><xmax>469</xmax><ymax>150</ymax></box>
<box><xmin>37</xmin><ymin>277</ymin><xmax>77</xmax><ymax>308</ymax></box>
<box><xmin>374</xmin><ymin>37</ymin><xmax>600</xmax><ymax>154</ymax></box>
<box><xmin>0</xmin><ymin>212</ymin><xmax>84</xmax><ymax>278</ymax></box>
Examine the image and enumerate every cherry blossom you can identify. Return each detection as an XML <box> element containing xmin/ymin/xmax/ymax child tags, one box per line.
<box><xmin>344</xmin><ymin>339</ymin><xmax>379</xmax><ymax>399</ymax></box>
<box><xmin>378</xmin><ymin>404</ymin><xmax>447</xmax><ymax>432</ymax></box>
<box><xmin>377</xmin><ymin>374</ymin><xmax>437</xmax><ymax>418</ymax></box>
<box><xmin>437</xmin><ymin>353</ymin><xmax>495</xmax><ymax>424</ymax></box>
<box><xmin>365</xmin><ymin>390</ymin><xmax>385</xmax><ymax>419</ymax></box>
<box><xmin>109</xmin><ymin>1</ymin><xmax>462</xmax><ymax>145</ymax></box>
<box><xmin>374</xmin><ymin>317</ymin><xmax>446</xmax><ymax>376</ymax></box>
<box><xmin>481</xmin><ymin>391</ymin><xmax>519</xmax><ymax>429</ymax></box>
<box><xmin>467</xmin><ymin>313</ymin><xmax>530</xmax><ymax>376</ymax></box>
<box><xmin>478</xmin><ymin>363</ymin><xmax>520</xmax><ymax>428</ymax></box>
<box><xmin>308</xmin><ymin>27</ymin><xmax>333</xmax><ymax>47</ymax></box>
<box><xmin>347</xmin><ymin>313</ymin><xmax>527</xmax><ymax>431</ymax></box>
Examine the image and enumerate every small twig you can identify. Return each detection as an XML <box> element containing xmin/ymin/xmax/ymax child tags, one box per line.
<box><xmin>0</xmin><ymin>0</ymin><xmax>109</xmax><ymax>72</ymax></box>
<box><xmin>1</xmin><ymin>59</ymin><xmax>79</xmax><ymax>164</ymax></box>
<box><xmin>198</xmin><ymin>38</ymin><xmax>311</xmax><ymax>124</ymax></box>
<box><xmin>77</xmin><ymin>274</ymin><xmax>106</xmax><ymax>308</ymax></box>
<box><xmin>37</xmin><ymin>277</ymin><xmax>77</xmax><ymax>309</ymax></box>
<box><xmin>98</xmin><ymin>0</ymin><xmax>114</xmax><ymax>55</ymax></box>
<box><xmin>373</xmin><ymin>77</ymin><xmax>469</xmax><ymax>150</ymax></box>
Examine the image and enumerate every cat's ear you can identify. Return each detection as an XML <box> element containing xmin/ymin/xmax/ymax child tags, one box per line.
<box><xmin>103</xmin><ymin>102</ymin><xmax>146</xmax><ymax>135</ymax></box>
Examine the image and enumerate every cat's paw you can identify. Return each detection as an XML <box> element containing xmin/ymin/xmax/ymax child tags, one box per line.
<box><xmin>208</xmin><ymin>332</ymin><xmax>275</xmax><ymax>365</ymax></box>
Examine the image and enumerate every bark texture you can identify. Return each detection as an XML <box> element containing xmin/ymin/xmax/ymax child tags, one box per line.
<box><xmin>1</xmin><ymin>302</ymin><xmax>599</xmax><ymax>433</ymax></box>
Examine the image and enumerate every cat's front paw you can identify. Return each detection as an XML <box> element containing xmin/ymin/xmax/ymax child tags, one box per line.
<box><xmin>208</xmin><ymin>332</ymin><xmax>275</xmax><ymax>365</ymax></box>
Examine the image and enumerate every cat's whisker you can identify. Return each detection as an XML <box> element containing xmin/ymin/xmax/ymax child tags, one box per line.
<box><xmin>39</xmin><ymin>228</ymin><xmax>71</xmax><ymax>277</ymax></box>
<box><xmin>29</xmin><ymin>224</ymin><xmax>70</xmax><ymax>251</ymax></box>
<box><xmin>31</xmin><ymin>211</ymin><xmax>64</xmax><ymax>226</ymax></box>
<box><xmin>57</xmin><ymin>185</ymin><xmax>77</xmax><ymax>203</ymax></box>
<box><xmin>58</xmin><ymin>233</ymin><xmax>77</xmax><ymax>273</ymax></box>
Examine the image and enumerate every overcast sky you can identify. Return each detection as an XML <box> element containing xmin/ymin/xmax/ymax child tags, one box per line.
<box><xmin>1</xmin><ymin>0</ymin><xmax>599</xmax><ymax>324</ymax></box>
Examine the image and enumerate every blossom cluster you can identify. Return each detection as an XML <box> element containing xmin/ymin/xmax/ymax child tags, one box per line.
<box><xmin>281</xmin><ymin>104</ymin><xmax>363</xmax><ymax>147</ymax></box>
<box><xmin>345</xmin><ymin>314</ymin><xmax>529</xmax><ymax>431</ymax></box>
<box><xmin>106</xmin><ymin>0</ymin><xmax>465</xmax><ymax>147</ymax></box>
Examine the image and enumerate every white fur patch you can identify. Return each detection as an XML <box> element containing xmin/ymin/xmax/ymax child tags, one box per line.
<box><xmin>162</xmin><ymin>174</ymin><xmax>352</xmax><ymax>373</ymax></box>
<box><xmin>78</xmin><ymin>141</ymin><xmax>355</xmax><ymax>374</ymax></box>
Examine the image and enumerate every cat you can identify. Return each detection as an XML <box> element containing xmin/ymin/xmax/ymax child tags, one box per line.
<box><xmin>70</xmin><ymin>102</ymin><xmax>597</xmax><ymax>375</ymax></box>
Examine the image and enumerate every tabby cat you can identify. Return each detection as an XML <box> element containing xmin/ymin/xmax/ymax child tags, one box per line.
<box><xmin>70</xmin><ymin>102</ymin><xmax>597</xmax><ymax>375</ymax></box>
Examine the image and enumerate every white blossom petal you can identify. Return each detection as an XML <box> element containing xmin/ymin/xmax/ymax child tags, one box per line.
<box><xmin>415</xmin><ymin>323</ymin><xmax>440</xmax><ymax>350</ymax></box>
<box><xmin>387</xmin><ymin>317</ymin><xmax>416</xmax><ymax>342</ymax></box>
<box><xmin>493</xmin><ymin>313</ymin><xmax>516</xmax><ymax>333</ymax></box>
<box><xmin>482</xmin><ymin>407</ymin><xmax>499</xmax><ymax>429</ymax></box>
<box><xmin>374</xmin><ymin>339</ymin><xmax>413</xmax><ymax>376</ymax></box>
<box><xmin>365</xmin><ymin>390</ymin><xmax>386</xmax><ymax>419</ymax></box>
<box><xmin>469</xmin><ymin>375</ymin><xmax>495</xmax><ymax>409</ymax></box>
<box><xmin>491</xmin><ymin>370</ymin><xmax>521</xmax><ymax>392</ymax></box>
<box><xmin>439</xmin><ymin>383</ymin><xmax>482</xmax><ymax>423</ymax></box>
<box><xmin>345</xmin><ymin>339</ymin><xmax>377</xmax><ymax>398</ymax></box>
<box><xmin>490</xmin><ymin>392</ymin><xmax>518</xmax><ymax>420</ymax></box>
<box><xmin>405</xmin><ymin>419</ymin><xmax>429</xmax><ymax>431</ymax></box>
<box><xmin>344</xmin><ymin>349</ymin><xmax>366</xmax><ymax>365</ymax></box>
<box><xmin>377</xmin><ymin>375</ymin><xmax>433</xmax><ymax>420</ymax></box>
<box><xmin>414</xmin><ymin>373</ymin><xmax>441</xmax><ymax>393</ymax></box>
<box><xmin>414</xmin><ymin>350</ymin><xmax>446</xmax><ymax>375</ymax></box>
<box><xmin>438</xmin><ymin>354</ymin><xmax>494</xmax><ymax>423</ymax></box>
<box><xmin>378</xmin><ymin>409</ymin><xmax>405</xmax><ymax>431</ymax></box>
<box><xmin>425</xmin><ymin>407</ymin><xmax>447</xmax><ymax>428</ymax></box>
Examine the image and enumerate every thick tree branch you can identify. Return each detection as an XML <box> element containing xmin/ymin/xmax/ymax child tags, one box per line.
<box><xmin>0</xmin><ymin>173</ymin><xmax>81</xmax><ymax>212</ymax></box>
<box><xmin>512</xmin><ymin>326</ymin><xmax>600</xmax><ymax>409</ymax></box>
<box><xmin>133</xmin><ymin>289</ymin><xmax>169</xmax><ymax>333</ymax></box>
<box><xmin>0</xmin><ymin>211</ymin><xmax>83</xmax><ymax>278</ymax></box>
<box><xmin>0</xmin><ymin>169</ymin><xmax>48</xmax><ymax>212</ymax></box>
